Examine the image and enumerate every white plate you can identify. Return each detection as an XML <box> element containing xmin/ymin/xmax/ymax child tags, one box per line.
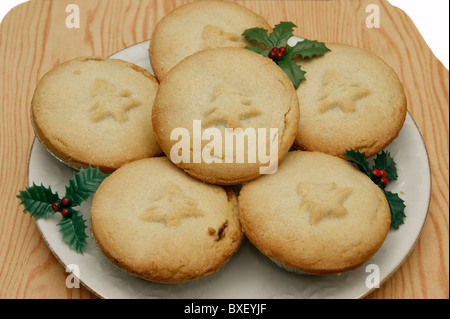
<box><xmin>28</xmin><ymin>40</ymin><xmax>431</xmax><ymax>299</ymax></box>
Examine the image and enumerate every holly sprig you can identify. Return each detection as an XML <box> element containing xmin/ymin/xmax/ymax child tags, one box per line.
<box><xmin>242</xmin><ymin>22</ymin><xmax>330</xmax><ymax>89</ymax></box>
<box><xmin>343</xmin><ymin>149</ymin><xmax>406</xmax><ymax>229</ymax></box>
<box><xmin>17</xmin><ymin>166</ymin><xmax>109</xmax><ymax>254</ymax></box>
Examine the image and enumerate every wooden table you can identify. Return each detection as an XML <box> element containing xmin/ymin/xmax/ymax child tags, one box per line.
<box><xmin>0</xmin><ymin>0</ymin><xmax>448</xmax><ymax>299</ymax></box>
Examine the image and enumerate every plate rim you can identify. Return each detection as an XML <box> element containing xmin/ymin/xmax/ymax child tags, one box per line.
<box><xmin>357</xmin><ymin>112</ymin><xmax>432</xmax><ymax>297</ymax></box>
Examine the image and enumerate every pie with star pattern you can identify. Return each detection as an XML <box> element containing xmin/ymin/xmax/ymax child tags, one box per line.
<box><xmin>149</xmin><ymin>0</ymin><xmax>271</xmax><ymax>81</ymax></box>
<box><xmin>293</xmin><ymin>43</ymin><xmax>407</xmax><ymax>159</ymax></box>
<box><xmin>238</xmin><ymin>151</ymin><xmax>391</xmax><ymax>275</ymax></box>
<box><xmin>91</xmin><ymin>157</ymin><xmax>243</xmax><ymax>283</ymax></box>
<box><xmin>153</xmin><ymin>47</ymin><xmax>299</xmax><ymax>185</ymax></box>
<box><xmin>31</xmin><ymin>56</ymin><xmax>161</xmax><ymax>173</ymax></box>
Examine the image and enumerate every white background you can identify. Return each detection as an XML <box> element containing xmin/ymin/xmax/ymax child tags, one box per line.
<box><xmin>0</xmin><ymin>0</ymin><xmax>448</xmax><ymax>69</ymax></box>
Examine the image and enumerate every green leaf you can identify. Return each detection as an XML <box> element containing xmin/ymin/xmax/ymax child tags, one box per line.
<box><xmin>287</xmin><ymin>39</ymin><xmax>330</xmax><ymax>59</ymax></box>
<box><xmin>242</xmin><ymin>27</ymin><xmax>271</xmax><ymax>49</ymax></box>
<box><xmin>17</xmin><ymin>183</ymin><xmax>60</xmax><ymax>219</ymax></box>
<box><xmin>242</xmin><ymin>22</ymin><xmax>330</xmax><ymax>89</ymax></box>
<box><xmin>343</xmin><ymin>149</ymin><xmax>371</xmax><ymax>176</ymax></box>
<box><xmin>276</xmin><ymin>58</ymin><xmax>306</xmax><ymax>90</ymax></box>
<box><xmin>65</xmin><ymin>166</ymin><xmax>109</xmax><ymax>206</ymax></box>
<box><xmin>57</xmin><ymin>211</ymin><xmax>88</xmax><ymax>254</ymax></box>
<box><xmin>268</xmin><ymin>21</ymin><xmax>296</xmax><ymax>47</ymax></box>
<box><xmin>383</xmin><ymin>190</ymin><xmax>406</xmax><ymax>229</ymax></box>
<box><xmin>244</xmin><ymin>45</ymin><xmax>270</xmax><ymax>57</ymax></box>
<box><xmin>373</xmin><ymin>151</ymin><xmax>398</xmax><ymax>181</ymax></box>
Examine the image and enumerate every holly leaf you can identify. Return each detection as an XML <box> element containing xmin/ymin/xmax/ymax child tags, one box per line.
<box><xmin>277</xmin><ymin>58</ymin><xmax>306</xmax><ymax>89</ymax></box>
<box><xmin>243</xmin><ymin>22</ymin><xmax>330</xmax><ymax>89</ymax></box>
<box><xmin>17</xmin><ymin>167</ymin><xmax>108</xmax><ymax>254</ymax></box>
<box><xmin>343</xmin><ymin>149</ymin><xmax>371</xmax><ymax>176</ymax></box>
<box><xmin>65</xmin><ymin>166</ymin><xmax>109</xmax><ymax>206</ymax></box>
<box><xmin>268</xmin><ymin>21</ymin><xmax>296</xmax><ymax>47</ymax></box>
<box><xmin>242</xmin><ymin>27</ymin><xmax>271</xmax><ymax>49</ymax></box>
<box><xmin>57</xmin><ymin>211</ymin><xmax>88</xmax><ymax>254</ymax></box>
<box><xmin>17</xmin><ymin>183</ymin><xmax>59</xmax><ymax>219</ymax></box>
<box><xmin>383</xmin><ymin>190</ymin><xmax>406</xmax><ymax>229</ymax></box>
<box><xmin>373</xmin><ymin>151</ymin><xmax>398</xmax><ymax>181</ymax></box>
<box><xmin>286</xmin><ymin>39</ymin><xmax>330</xmax><ymax>59</ymax></box>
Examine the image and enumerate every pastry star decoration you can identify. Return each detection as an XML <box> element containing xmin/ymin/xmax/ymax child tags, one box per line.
<box><xmin>317</xmin><ymin>70</ymin><xmax>371</xmax><ymax>113</ymax></box>
<box><xmin>202</xmin><ymin>25</ymin><xmax>245</xmax><ymax>49</ymax></box>
<box><xmin>140</xmin><ymin>184</ymin><xmax>204</xmax><ymax>226</ymax></box>
<box><xmin>298</xmin><ymin>182</ymin><xmax>353</xmax><ymax>225</ymax></box>
<box><xmin>89</xmin><ymin>78</ymin><xmax>141</xmax><ymax>122</ymax></box>
<box><xmin>204</xmin><ymin>83</ymin><xmax>261</xmax><ymax>129</ymax></box>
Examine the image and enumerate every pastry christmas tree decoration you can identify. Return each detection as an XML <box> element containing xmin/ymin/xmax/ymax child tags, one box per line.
<box><xmin>17</xmin><ymin>166</ymin><xmax>109</xmax><ymax>254</ymax></box>
<box><xmin>343</xmin><ymin>149</ymin><xmax>406</xmax><ymax>229</ymax></box>
<box><xmin>242</xmin><ymin>22</ymin><xmax>330</xmax><ymax>89</ymax></box>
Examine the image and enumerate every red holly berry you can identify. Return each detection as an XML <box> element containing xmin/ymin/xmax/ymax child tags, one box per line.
<box><xmin>380</xmin><ymin>169</ymin><xmax>387</xmax><ymax>178</ymax></box>
<box><xmin>269</xmin><ymin>50</ymin><xmax>277</xmax><ymax>59</ymax></box>
<box><xmin>372</xmin><ymin>169</ymin><xmax>381</xmax><ymax>177</ymax></box>
<box><xmin>269</xmin><ymin>47</ymin><xmax>286</xmax><ymax>60</ymax></box>
<box><xmin>52</xmin><ymin>203</ymin><xmax>59</xmax><ymax>212</ymax></box>
<box><xmin>61</xmin><ymin>208</ymin><xmax>68</xmax><ymax>216</ymax></box>
<box><xmin>382</xmin><ymin>177</ymin><xmax>388</xmax><ymax>187</ymax></box>
<box><xmin>62</xmin><ymin>197</ymin><xmax>73</xmax><ymax>207</ymax></box>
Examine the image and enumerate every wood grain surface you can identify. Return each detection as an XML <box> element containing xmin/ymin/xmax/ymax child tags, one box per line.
<box><xmin>0</xmin><ymin>0</ymin><xmax>448</xmax><ymax>299</ymax></box>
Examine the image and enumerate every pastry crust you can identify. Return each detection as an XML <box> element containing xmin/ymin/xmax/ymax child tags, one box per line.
<box><xmin>293</xmin><ymin>43</ymin><xmax>407</xmax><ymax>158</ymax></box>
<box><xmin>31</xmin><ymin>56</ymin><xmax>162</xmax><ymax>173</ymax></box>
<box><xmin>149</xmin><ymin>0</ymin><xmax>272</xmax><ymax>81</ymax></box>
<box><xmin>91</xmin><ymin>157</ymin><xmax>243</xmax><ymax>283</ymax></box>
<box><xmin>238</xmin><ymin>151</ymin><xmax>391</xmax><ymax>275</ymax></box>
<box><xmin>152</xmin><ymin>47</ymin><xmax>300</xmax><ymax>185</ymax></box>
